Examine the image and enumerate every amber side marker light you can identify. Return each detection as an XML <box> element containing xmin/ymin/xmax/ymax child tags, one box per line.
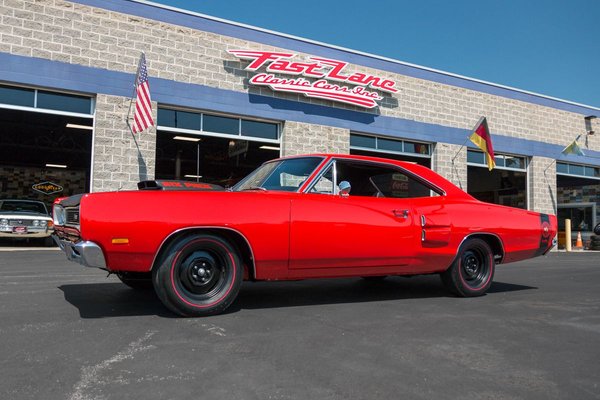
<box><xmin>112</xmin><ymin>238</ymin><xmax>130</xmax><ymax>245</ymax></box>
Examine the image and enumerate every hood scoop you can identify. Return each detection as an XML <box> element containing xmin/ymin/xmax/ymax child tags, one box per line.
<box><xmin>137</xmin><ymin>180</ymin><xmax>225</xmax><ymax>191</ymax></box>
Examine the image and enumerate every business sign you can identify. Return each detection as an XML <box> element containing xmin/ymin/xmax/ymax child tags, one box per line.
<box><xmin>32</xmin><ymin>181</ymin><xmax>63</xmax><ymax>195</ymax></box>
<box><xmin>228</xmin><ymin>50</ymin><xmax>398</xmax><ymax>109</ymax></box>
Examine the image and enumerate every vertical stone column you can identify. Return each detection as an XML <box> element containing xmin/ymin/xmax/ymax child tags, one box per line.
<box><xmin>432</xmin><ymin>143</ymin><xmax>467</xmax><ymax>191</ymax></box>
<box><xmin>281</xmin><ymin>121</ymin><xmax>349</xmax><ymax>156</ymax></box>
<box><xmin>91</xmin><ymin>94</ymin><xmax>157</xmax><ymax>192</ymax></box>
<box><xmin>529</xmin><ymin>156</ymin><xmax>557</xmax><ymax>215</ymax></box>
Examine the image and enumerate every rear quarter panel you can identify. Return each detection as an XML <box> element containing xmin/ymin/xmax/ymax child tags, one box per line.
<box><xmin>446</xmin><ymin>200</ymin><xmax>556</xmax><ymax>265</ymax></box>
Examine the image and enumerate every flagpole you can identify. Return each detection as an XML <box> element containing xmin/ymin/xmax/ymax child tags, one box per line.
<box><xmin>451</xmin><ymin>116</ymin><xmax>485</xmax><ymax>163</ymax></box>
<box><xmin>126</xmin><ymin>52</ymin><xmax>144</xmax><ymax>136</ymax></box>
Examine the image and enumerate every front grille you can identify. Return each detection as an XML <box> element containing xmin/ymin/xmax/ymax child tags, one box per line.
<box><xmin>9</xmin><ymin>220</ymin><xmax>34</xmax><ymax>227</ymax></box>
<box><xmin>66</xmin><ymin>209</ymin><xmax>80</xmax><ymax>225</ymax></box>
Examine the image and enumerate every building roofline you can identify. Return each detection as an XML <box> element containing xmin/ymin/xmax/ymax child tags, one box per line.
<box><xmin>130</xmin><ymin>0</ymin><xmax>599</xmax><ymax>113</ymax></box>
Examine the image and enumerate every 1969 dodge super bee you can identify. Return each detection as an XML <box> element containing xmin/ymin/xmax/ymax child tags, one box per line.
<box><xmin>53</xmin><ymin>154</ymin><xmax>556</xmax><ymax>317</ymax></box>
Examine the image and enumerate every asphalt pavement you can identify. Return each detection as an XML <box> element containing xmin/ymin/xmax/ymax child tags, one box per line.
<box><xmin>0</xmin><ymin>250</ymin><xmax>599</xmax><ymax>400</ymax></box>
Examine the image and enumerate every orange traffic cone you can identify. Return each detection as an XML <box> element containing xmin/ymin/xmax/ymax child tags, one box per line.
<box><xmin>575</xmin><ymin>231</ymin><xmax>583</xmax><ymax>250</ymax></box>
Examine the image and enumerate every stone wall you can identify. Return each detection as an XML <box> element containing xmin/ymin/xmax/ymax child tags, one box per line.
<box><xmin>92</xmin><ymin>94</ymin><xmax>156</xmax><ymax>191</ymax></box>
<box><xmin>432</xmin><ymin>143</ymin><xmax>467</xmax><ymax>190</ymax></box>
<box><xmin>528</xmin><ymin>157</ymin><xmax>557</xmax><ymax>216</ymax></box>
<box><xmin>281</xmin><ymin>122</ymin><xmax>349</xmax><ymax>156</ymax></box>
<box><xmin>1</xmin><ymin>0</ymin><xmax>597</xmax><ymax>152</ymax></box>
<box><xmin>1</xmin><ymin>0</ymin><xmax>598</xmax><ymax>211</ymax></box>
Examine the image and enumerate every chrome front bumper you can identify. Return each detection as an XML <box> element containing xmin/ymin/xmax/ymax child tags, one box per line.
<box><xmin>53</xmin><ymin>236</ymin><xmax>106</xmax><ymax>269</ymax></box>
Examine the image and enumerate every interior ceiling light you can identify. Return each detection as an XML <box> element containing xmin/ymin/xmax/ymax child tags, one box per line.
<box><xmin>46</xmin><ymin>163</ymin><xmax>67</xmax><ymax>168</ymax></box>
<box><xmin>173</xmin><ymin>136</ymin><xmax>202</xmax><ymax>142</ymax></box>
<box><xmin>66</xmin><ymin>123</ymin><xmax>93</xmax><ymax>130</ymax></box>
<box><xmin>259</xmin><ymin>145</ymin><xmax>281</xmax><ymax>151</ymax></box>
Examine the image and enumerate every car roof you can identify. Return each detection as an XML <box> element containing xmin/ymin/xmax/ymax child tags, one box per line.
<box><xmin>276</xmin><ymin>153</ymin><xmax>471</xmax><ymax>198</ymax></box>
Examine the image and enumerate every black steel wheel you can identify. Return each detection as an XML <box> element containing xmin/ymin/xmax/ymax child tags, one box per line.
<box><xmin>117</xmin><ymin>272</ymin><xmax>153</xmax><ymax>290</ymax></box>
<box><xmin>441</xmin><ymin>238</ymin><xmax>495</xmax><ymax>297</ymax></box>
<box><xmin>153</xmin><ymin>233</ymin><xmax>243</xmax><ymax>317</ymax></box>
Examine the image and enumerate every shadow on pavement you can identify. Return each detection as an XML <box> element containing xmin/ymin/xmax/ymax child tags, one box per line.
<box><xmin>58</xmin><ymin>283</ymin><xmax>172</xmax><ymax>319</ymax></box>
<box><xmin>59</xmin><ymin>277</ymin><xmax>537</xmax><ymax>319</ymax></box>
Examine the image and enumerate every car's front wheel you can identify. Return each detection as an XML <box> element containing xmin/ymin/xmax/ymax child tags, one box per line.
<box><xmin>441</xmin><ymin>238</ymin><xmax>495</xmax><ymax>297</ymax></box>
<box><xmin>153</xmin><ymin>233</ymin><xmax>243</xmax><ymax>317</ymax></box>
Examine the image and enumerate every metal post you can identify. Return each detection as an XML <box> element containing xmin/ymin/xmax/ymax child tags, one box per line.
<box><xmin>565</xmin><ymin>219</ymin><xmax>572</xmax><ymax>252</ymax></box>
<box><xmin>196</xmin><ymin>143</ymin><xmax>200</xmax><ymax>183</ymax></box>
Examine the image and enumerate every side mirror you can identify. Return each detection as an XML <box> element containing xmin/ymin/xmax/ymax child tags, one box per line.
<box><xmin>338</xmin><ymin>181</ymin><xmax>351</xmax><ymax>197</ymax></box>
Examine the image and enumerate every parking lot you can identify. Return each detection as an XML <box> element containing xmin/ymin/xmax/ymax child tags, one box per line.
<box><xmin>1</xmin><ymin>249</ymin><xmax>599</xmax><ymax>400</ymax></box>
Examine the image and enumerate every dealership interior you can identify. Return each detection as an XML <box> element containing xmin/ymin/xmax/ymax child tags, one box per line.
<box><xmin>1</xmin><ymin>83</ymin><xmax>599</xmax><ymax>248</ymax></box>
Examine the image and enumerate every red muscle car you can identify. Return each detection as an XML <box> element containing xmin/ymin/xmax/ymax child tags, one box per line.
<box><xmin>53</xmin><ymin>154</ymin><xmax>557</xmax><ymax>317</ymax></box>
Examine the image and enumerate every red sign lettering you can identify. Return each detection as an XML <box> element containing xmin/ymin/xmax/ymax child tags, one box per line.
<box><xmin>228</xmin><ymin>50</ymin><xmax>398</xmax><ymax>108</ymax></box>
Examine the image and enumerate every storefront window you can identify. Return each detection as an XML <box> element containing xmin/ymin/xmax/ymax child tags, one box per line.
<box><xmin>0</xmin><ymin>84</ymin><xmax>92</xmax><ymax>115</ymax></box>
<box><xmin>349</xmin><ymin>133</ymin><xmax>431</xmax><ymax>167</ymax></box>
<box><xmin>156</xmin><ymin>107</ymin><xmax>281</xmax><ymax>187</ymax></box>
<box><xmin>0</xmin><ymin>85</ymin><xmax>35</xmax><ymax>107</ymax></box>
<box><xmin>557</xmin><ymin>162</ymin><xmax>600</xmax><ymax>239</ymax></box>
<box><xmin>467</xmin><ymin>150</ymin><xmax>528</xmax><ymax>209</ymax></box>
<box><xmin>37</xmin><ymin>91</ymin><xmax>93</xmax><ymax>114</ymax></box>
<box><xmin>203</xmin><ymin>114</ymin><xmax>239</xmax><ymax>135</ymax></box>
<box><xmin>241</xmin><ymin>120</ymin><xmax>278</xmax><ymax>140</ymax></box>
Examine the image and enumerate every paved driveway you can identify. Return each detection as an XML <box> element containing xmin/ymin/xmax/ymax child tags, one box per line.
<box><xmin>1</xmin><ymin>250</ymin><xmax>599</xmax><ymax>399</ymax></box>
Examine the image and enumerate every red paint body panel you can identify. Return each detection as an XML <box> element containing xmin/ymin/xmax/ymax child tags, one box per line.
<box><xmin>55</xmin><ymin>154</ymin><xmax>557</xmax><ymax>280</ymax></box>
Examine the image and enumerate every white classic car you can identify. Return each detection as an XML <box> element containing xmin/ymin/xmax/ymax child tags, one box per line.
<box><xmin>0</xmin><ymin>199</ymin><xmax>54</xmax><ymax>244</ymax></box>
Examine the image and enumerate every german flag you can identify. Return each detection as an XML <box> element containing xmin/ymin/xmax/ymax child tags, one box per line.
<box><xmin>469</xmin><ymin>117</ymin><xmax>495</xmax><ymax>171</ymax></box>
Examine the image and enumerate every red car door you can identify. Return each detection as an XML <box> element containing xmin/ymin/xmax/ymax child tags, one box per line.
<box><xmin>288</xmin><ymin>193</ymin><xmax>419</xmax><ymax>271</ymax></box>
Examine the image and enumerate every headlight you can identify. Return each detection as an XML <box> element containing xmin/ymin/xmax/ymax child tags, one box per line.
<box><xmin>0</xmin><ymin>218</ymin><xmax>8</xmax><ymax>226</ymax></box>
<box><xmin>33</xmin><ymin>220</ymin><xmax>40</xmax><ymax>227</ymax></box>
<box><xmin>53</xmin><ymin>205</ymin><xmax>65</xmax><ymax>225</ymax></box>
<box><xmin>40</xmin><ymin>220</ymin><xmax>47</xmax><ymax>227</ymax></box>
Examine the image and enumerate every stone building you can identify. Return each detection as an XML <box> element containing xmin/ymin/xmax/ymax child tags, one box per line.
<box><xmin>1</xmin><ymin>0</ymin><xmax>599</xmax><ymax>243</ymax></box>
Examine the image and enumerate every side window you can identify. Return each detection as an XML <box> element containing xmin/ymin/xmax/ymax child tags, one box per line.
<box><xmin>336</xmin><ymin>160</ymin><xmax>437</xmax><ymax>198</ymax></box>
<box><xmin>310</xmin><ymin>165</ymin><xmax>334</xmax><ymax>194</ymax></box>
<box><xmin>369</xmin><ymin>172</ymin><xmax>432</xmax><ymax>198</ymax></box>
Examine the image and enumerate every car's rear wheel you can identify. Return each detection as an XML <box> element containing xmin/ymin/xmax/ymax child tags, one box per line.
<box><xmin>153</xmin><ymin>233</ymin><xmax>243</xmax><ymax>317</ymax></box>
<box><xmin>441</xmin><ymin>238</ymin><xmax>495</xmax><ymax>297</ymax></box>
<box><xmin>117</xmin><ymin>272</ymin><xmax>153</xmax><ymax>290</ymax></box>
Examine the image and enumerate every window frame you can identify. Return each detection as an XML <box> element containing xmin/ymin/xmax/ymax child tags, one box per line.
<box><xmin>350</xmin><ymin>133</ymin><xmax>432</xmax><ymax>159</ymax></box>
<box><xmin>557</xmin><ymin>162</ymin><xmax>600</xmax><ymax>181</ymax></box>
<box><xmin>467</xmin><ymin>150</ymin><xmax>527</xmax><ymax>172</ymax></box>
<box><xmin>0</xmin><ymin>84</ymin><xmax>94</xmax><ymax>117</ymax></box>
<box><xmin>157</xmin><ymin>106</ymin><xmax>281</xmax><ymax>145</ymax></box>
<box><xmin>304</xmin><ymin>158</ymin><xmax>445</xmax><ymax>198</ymax></box>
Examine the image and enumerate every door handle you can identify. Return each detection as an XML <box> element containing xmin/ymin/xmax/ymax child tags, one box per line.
<box><xmin>393</xmin><ymin>209</ymin><xmax>409</xmax><ymax>219</ymax></box>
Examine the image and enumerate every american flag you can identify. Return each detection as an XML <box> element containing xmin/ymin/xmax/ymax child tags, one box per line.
<box><xmin>132</xmin><ymin>53</ymin><xmax>154</xmax><ymax>133</ymax></box>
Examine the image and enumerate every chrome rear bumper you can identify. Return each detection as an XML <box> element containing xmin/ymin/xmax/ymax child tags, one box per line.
<box><xmin>53</xmin><ymin>236</ymin><xmax>106</xmax><ymax>269</ymax></box>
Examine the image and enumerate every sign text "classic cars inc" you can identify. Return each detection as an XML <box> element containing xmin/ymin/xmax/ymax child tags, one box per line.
<box><xmin>228</xmin><ymin>50</ymin><xmax>398</xmax><ymax>108</ymax></box>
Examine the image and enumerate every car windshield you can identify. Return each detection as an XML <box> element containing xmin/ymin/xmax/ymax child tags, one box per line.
<box><xmin>0</xmin><ymin>200</ymin><xmax>48</xmax><ymax>215</ymax></box>
<box><xmin>233</xmin><ymin>157</ymin><xmax>323</xmax><ymax>192</ymax></box>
